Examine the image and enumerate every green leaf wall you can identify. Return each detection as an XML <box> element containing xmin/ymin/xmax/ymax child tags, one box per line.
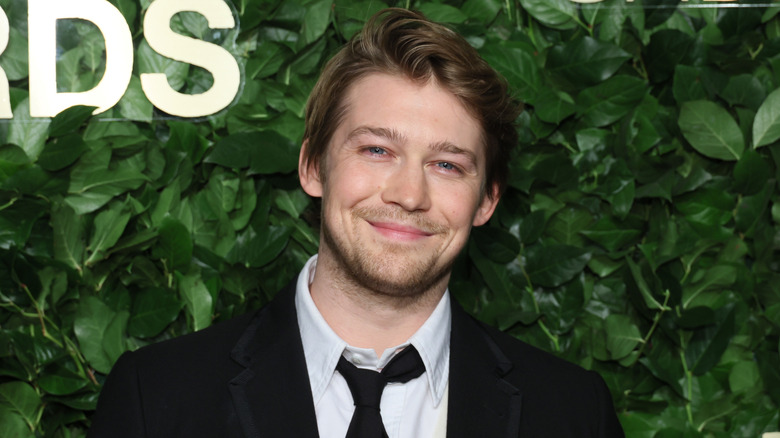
<box><xmin>1</xmin><ymin>0</ymin><xmax>779</xmax><ymax>436</ymax></box>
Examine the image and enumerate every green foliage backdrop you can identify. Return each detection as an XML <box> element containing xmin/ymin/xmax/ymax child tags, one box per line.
<box><xmin>0</xmin><ymin>0</ymin><xmax>779</xmax><ymax>436</ymax></box>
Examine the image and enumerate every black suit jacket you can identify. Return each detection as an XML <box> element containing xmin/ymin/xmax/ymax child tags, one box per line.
<box><xmin>88</xmin><ymin>280</ymin><xmax>624</xmax><ymax>437</ymax></box>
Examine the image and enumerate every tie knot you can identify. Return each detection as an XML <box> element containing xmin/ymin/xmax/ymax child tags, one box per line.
<box><xmin>336</xmin><ymin>346</ymin><xmax>425</xmax><ymax>409</ymax></box>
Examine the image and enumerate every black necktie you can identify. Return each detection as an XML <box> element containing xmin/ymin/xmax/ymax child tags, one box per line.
<box><xmin>336</xmin><ymin>345</ymin><xmax>426</xmax><ymax>438</ymax></box>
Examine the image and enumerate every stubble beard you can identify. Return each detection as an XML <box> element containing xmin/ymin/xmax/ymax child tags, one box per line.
<box><xmin>320</xmin><ymin>206</ymin><xmax>454</xmax><ymax>303</ymax></box>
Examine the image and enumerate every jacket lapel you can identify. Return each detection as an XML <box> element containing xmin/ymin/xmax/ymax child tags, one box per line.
<box><xmin>447</xmin><ymin>301</ymin><xmax>522</xmax><ymax>438</ymax></box>
<box><xmin>228</xmin><ymin>281</ymin><xmax>320</xmax><ymax>438</ymax></box>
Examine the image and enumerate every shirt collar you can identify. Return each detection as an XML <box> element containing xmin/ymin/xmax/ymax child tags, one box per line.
<box><xmin>295</xmin><ymin>254</ymin><xmax>451</xmax><ymax>407</ymax></box>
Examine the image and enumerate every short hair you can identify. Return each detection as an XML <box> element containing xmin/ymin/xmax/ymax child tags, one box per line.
<box><xmin>302</xmin><ymin>8</ymin><xmax>521</xmax><ymax>200</ymax></box>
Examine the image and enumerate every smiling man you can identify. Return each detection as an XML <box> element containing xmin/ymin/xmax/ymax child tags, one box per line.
<box><xmin>88</xmin><ymin>8</ymin><xmax>624</xmax><ymax>438</ymax></box>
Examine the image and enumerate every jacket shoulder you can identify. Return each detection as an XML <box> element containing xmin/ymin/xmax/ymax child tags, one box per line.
<box><xmin>130</xmin><ymin>309</ymin><xmax>259</xmax><ymax>366</ymax></box>
<box><xmin>469</xmin><ymin>315</ymin><xmax>625</xmax><ymax>437</ymax></box>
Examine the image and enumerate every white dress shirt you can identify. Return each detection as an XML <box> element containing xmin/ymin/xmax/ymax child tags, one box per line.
<box><xmin>295</xmin><ymin>255</ymin><xmax>451</xmax><ymax>438</ymax></box>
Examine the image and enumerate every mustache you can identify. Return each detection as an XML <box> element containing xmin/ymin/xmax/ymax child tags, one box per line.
<box><xmin>352</xmin><ymin>206</ymin><xmax>447</xmax><ymax>235</ymax></box>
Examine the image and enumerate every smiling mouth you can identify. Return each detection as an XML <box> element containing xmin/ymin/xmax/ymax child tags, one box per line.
<box><xmin>368</xmin><ymin>221</ymin><xmax>435</xmax><ymax>239</ymax></box>
<box><xmin>353</xmin><ymin>206</ymin><xmax>446</xmax><ymax>240</ymax></box>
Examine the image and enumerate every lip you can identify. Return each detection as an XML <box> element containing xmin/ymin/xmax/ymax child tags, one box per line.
<box><xmin>368</xmin><ymin>221</ymin><xmax>433</xmax><ymax>241</ymax></box>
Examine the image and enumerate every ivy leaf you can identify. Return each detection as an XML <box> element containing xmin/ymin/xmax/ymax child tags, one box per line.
<box><xmin>676</xmin><ymin>306</ymin><xmax>715</xmax><ymax>329</ymax></box>
<box><xmin>48</xmin><ymin>106</ymin><xmax>96</xmax><ymax>137</ymax></box>
<box><xmin>720</xmin><ymin>74</ymin><xmax>765</xmax><ymax>110</ymax></box>
<box><xmin>128</xmin><ymin>288</ymin><xmax>183</xmax><ymax>338</ymax></box>
<box><xmin>546</xmin><ymin>206</ymin><xmax>591</xmax><ymax>246</ymax></box>
<box><xmin>756</xmin><ymin>348</ymin><xmax>780</xmax><ymax>406</ymax></box>
<box><xmin>177</xmin><ymin>271</ymin><xmax>213</xmax><ymax>332</ymax></box>
<box><xmin>51</xmin><ymin>204</ymin><xmax>85</xmax><ymax>273</ymax></box>
<box><xmin>301</xmin><ymin>0</ymin><xmax>331</xmax><ymax>45</ymax></box>
<box><xmin>152</xmin><ymin>218</ymin><xmax>193</xmax><ymax>272</ymax></box>
<box><xmin>118</xmin><ymin>76</ymin><xmax>153</xmax><ymax>122</ymax></box>
<box><xmin>517</xmin><ymin>210</ymin><xmax>546</xmax><ymax>245</ymax></box>
<box><xmin>645</xmin><ymin>29</ymin><xmax>693</xmax><ymax>83</ymax></box>
<box><xmin>66</xmin><ymin>148</ymin><xmax>149</xmax><ymax>214</ymax></box>
<box><xmin>102</xmin><ymin>310</ymin><xmax>129</xmax><ymax>365</ymax></box>
<box><xmin>0</xmin><ymin>26</ymin><xmax>29</xmax><ymax>81</ymax></box>
<box><xmin>73</xmin><ymin>297</ymin><xmax>116</xmax><ymax>374</ymax></box>
<box><xmin>728</xmin><ymin>361</ymin><xmax>760</xmax><ymax>393</ymax></box>
<box><xmin>0</xmin><ymin>382</ymin><xmax>40</xmax><ymax>436</ymax></box>
<box><xmin>519</xmin><ymin>0</ymin><xmax>577</xmax><ymax>29</ymax></box>
<box><xmin>470</xmin><ymin>244</ymin><xmax>523</xmax><ymax>304</ymax></box>
<box><xmin>137</xmin><ymin>39</ymin><xmax>187</xmax><ymax>91</ymax></box>
<box><xmin>86</xmin><ymin>201</ymin><xmax>132</xmax><ymax>267</ymax></box>
<box><xmin>733</xmin><ymin>148</ymin><xmax>771</xmax><ymax>196</ymax></box>
<box><xmin>581</xmin><ymin>216</ymin><xmax>643</xmax><ymax>252</ymax></box>
<box><xmin>685</xmin><ymin>304</ymin><xmax>736</xmax><ymax>376</ymax></box>
<box><xmin>536</xmin><ymin>279</ymin><xmax>584</xmax><ymax>335</ymax></box>
<box><xmin>679</xmin><ymin>100</ymin><xmax>744</xmax><ymax>161</ymax></box>
<box><xmin>225</xmin><ymin>225</ymin><xmax>292</xmax><ymax>268</ymax></box>
<box><xmin>272</xmin><ymin>188</ymin><xmax>310</xmax><ymax>219</ymax></box>
<box><xmin>461</xmin><ymin>0</ymin><xmax>501</xmax><ymax>23</ymax></box>
<box><xmin>0</xmin><ymin>198</ymin><xmax>44</xmax><ymax>249</ymax></box>
<box><xmin>577</xmin><ymin>75</ymin><xmax>647</xmax><ymax>127</ymax></box>
<box><xmin>523</xmin><ymin>244</ymin><xmax>590</xmax><ymax>288</ymax></box>
<box><xmin>8</xmin><ymin>99</ymin><xmax>50</xmax><ymax>160</ymax></box>
<box><xmin>626</xmin><ymin>257</ymin><xmax>669</xmax><ymax>311</ymax></box>
<box><xmin>735</xmin><ymin>181</ymin><xmax>772</xmax><ymax>234</ymax></box>
<box><xmin>672</xmin><ymin>65</ymin><xmax>707</xmax><ymax>104</ymax></box>
<box><xmin>0</xmin><ymin>144</ymin><xmax>29</xmax><ymax>181</ymax></box>
<box><xmin>247</xmin><ymin>41</ymin><xmax>287</xmax><ymax>79</ymax></box>
<box><xmin>605</xmin><ymin>314</ymin><xmax>643</xmax><ymax>360</ymax></box>
<box><xmin>37</xmin><ymin>134</ymin><xmax>89</xmax><ymax>172</ymax></box>
<box><xmin>45</xmin><ymin>392</ymin><xmax>99</xmax><ymax>411</ymax></box>
<box><xmin>480</xmin><ymin>43</ymin><xmax>540</xmax><ymax>102</ymax></box>
<box><xmin>417</xmin><ymin>3</ymin><xmax>467</xmax><ymax>24</ymax></box>
<box><xmin>113</xmin><ymin>0</ymin><xmax>138</xmax><ymax>26</ymax></box>
<box><xmin>534</xmin><ymin>88</ymin><xmax>576</xmax><ymax>124</ymax></box>
<box><xmin>38</xmin><ymin>363</ymin><xmax>89</xmax><ymax>396</ymax></box>
<box><xmin>547</xmin><ymin>37</ymin><xmax>631</xmax><ymax>86</ymax></box>
<box><xmin>752</xmin><ymin>87</ymin><xmax>780</xmax><ymax>148</ymax></box>
<box><xmin>205</xmin><ymin>131</ymin><xmax>298</xmax><ymax>175</ymax></box>
<box><xmin>472</xmin><ymin>226</ymin><xmax>521</xmax><ymax>264</ymax></box>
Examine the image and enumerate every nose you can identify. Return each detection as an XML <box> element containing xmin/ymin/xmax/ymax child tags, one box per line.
<box><xmin>381</xmin><ymin>163</ymin><xmax>431</xmax><ymax>212</ymax></box>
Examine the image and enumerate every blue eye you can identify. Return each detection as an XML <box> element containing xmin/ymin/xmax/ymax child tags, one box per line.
<box><xmin>437</xmin><ymin>162</ymin><xmax>458</xmax><ymax>172</ymax></box>
<box><xmin>367</xmin><ymin>146</ymin><xmax>386</xmax><ymax>155</ymax></box>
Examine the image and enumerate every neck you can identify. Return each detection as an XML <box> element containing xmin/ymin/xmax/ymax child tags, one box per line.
<box><xmin>309</xmin><ymin>253</ymin><xmax>448</xmax><ymax>356</ymax></box>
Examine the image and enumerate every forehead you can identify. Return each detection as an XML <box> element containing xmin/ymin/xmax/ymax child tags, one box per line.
<box><xmin>330</xmin><ymin>73</ymin><xmax>485</xmax><ymax>161</ymax></box>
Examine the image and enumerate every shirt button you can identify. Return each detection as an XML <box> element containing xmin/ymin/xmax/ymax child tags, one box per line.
<box><xmin>353</xmin><ymin>357</ymin><xmax>362</xmax><ymax>365</ymax></box>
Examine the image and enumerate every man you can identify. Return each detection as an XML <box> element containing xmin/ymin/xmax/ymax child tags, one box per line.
<box><xmin>88</xmin><ymin>8</ymin><xmax>624</xmax><ymax>437</ymax></box>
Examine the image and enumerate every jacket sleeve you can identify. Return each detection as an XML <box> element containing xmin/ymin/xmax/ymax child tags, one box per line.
<box><xmin>589</xmin><ymin>370</ymin><xmax>625</xmax><ymax>438</ymax></box>
<box><xmin>87</xmin><ymin>351</ymin><xmax>146</xmax><ymax>438</ymax></box>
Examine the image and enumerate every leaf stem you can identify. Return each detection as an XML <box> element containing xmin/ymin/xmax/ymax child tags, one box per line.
<box><xmin>748</xmin><ymin>43</ymin><xmax>763</xmax><ymax>60</ymax></box>
<box><xmin>20</xmin><ymin>283</ymin><xmax>48</xmax><ymax>337</ymax></box>
<box><xmin>0</xmin><ymin>197</ymin><xmax>17</xmax><ymax>211</ymax></box>
<box><xmin>527</xmin><ymin>13</ymin><xmax>537</xmax><ymax>48</ymax></box>
<box><xmin>632</xmin><ymin>54</ymin><xmax>649</xmax><ymax>82</ymax></box>
<box><xmin>517</xmin><ymin>248</ymin><xmax>558</xmax><ymax>350</ymax></box>
<box><xmin>572</xmin><ymin>15</ymin><xmax>593</xmax><ymax>37</ymax></box>
<box><xmin>538</xmin><ymin>319</ymin><xmax>561</xmax><ymax>352</ymax></box>
<box><xmin>679</xmin><ymin>338</ymin><xmax>695</xmax><ymax>427</ymax></box>
<box><xmin>627</xmin><ymin>289</ymin><xmax>670</xmax><ymax>367</ymax></box>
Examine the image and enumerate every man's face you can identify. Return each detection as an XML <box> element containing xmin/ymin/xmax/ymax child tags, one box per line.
<box><xmin>300</xmin><ymin>73</ymin><xmax>499</xmax><ymax>297</ymax></box>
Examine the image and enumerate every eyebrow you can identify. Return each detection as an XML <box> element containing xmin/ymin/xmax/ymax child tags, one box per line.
<box><xmin>346</xmin><ymin>125</ymin><xmax>478</xmax><ymax>167</ymax></box>
<box><xmin>346</xmin><ymin>126</ymin><xmax>406</xmax><ymax>144</ymax></box>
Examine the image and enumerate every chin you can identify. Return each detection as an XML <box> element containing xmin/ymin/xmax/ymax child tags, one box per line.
<box><xmin>346</xmin><ymin>256</ymin><xmax>451</xmax><ymax>299</ymax></box>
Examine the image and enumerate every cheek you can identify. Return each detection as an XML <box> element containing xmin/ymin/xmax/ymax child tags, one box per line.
<box><xmin>434</xmin><ymin>184</ymin><xmax>482</xmax><ymax>224</ymax></box>
<box><xmin>323</xmin><ymin>172</ymin><xmax>376</xmax><ymax>210</ymax></box>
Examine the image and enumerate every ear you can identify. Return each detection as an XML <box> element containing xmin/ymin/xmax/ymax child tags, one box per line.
<box><xmin>299</xmin><ymin>139</ymin><xmax>323</xmax><ymax>198</ymax></box>
<box><xmin>472</xmin><ymin>183</ymin><xmax>500</xmax><ymax>227</ymax></box>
